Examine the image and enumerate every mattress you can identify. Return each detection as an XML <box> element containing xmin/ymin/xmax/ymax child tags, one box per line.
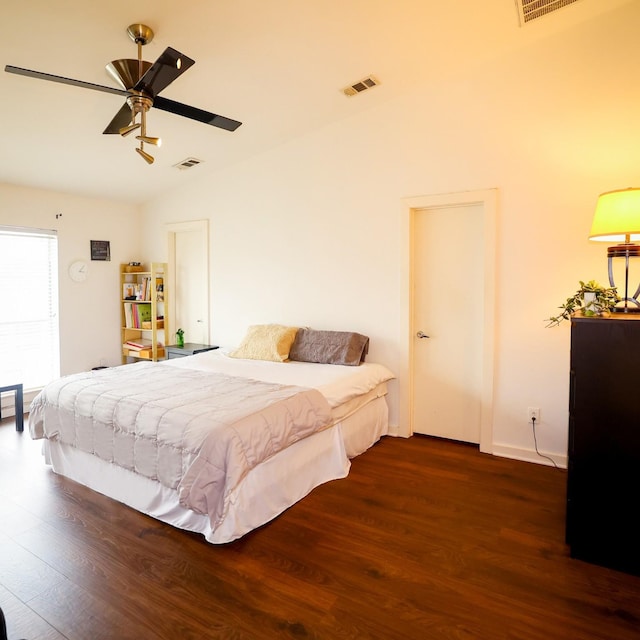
<box><xmin>34</xmin><ymin>351</ymin><xmax>394</xmax><ymax>543</ymax></box>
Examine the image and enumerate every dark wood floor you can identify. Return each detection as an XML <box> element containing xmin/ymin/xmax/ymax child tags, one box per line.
<box><xmin>1</xmin><ymin>420</ymin><xmax>639</xmax><ymax>640</ymax></box>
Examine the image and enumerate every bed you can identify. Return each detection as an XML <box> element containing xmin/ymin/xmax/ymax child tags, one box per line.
<box><xmin>28</xmin><ymin>325</ymin><xmax>394</xmax><ymax>544</ymax></box>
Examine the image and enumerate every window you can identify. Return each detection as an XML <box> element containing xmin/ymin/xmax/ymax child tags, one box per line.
<box><xmin>0</xmin><ymin>226</ymin><xmax>60</xmax><ymax>390</ymax></box>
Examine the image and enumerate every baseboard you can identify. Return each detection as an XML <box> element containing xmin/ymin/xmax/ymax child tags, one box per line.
<box><xmin>491</xmin><ymin>443</ymin><xmax>567</xmax><ymax>469</ymax></box>
<box><xmin>391</xmin><ymin>431</ymin><xmax>567</xmax><ymax>469</ymax></box>
<box><xmin>386</xmin><ymin>424</ymin><xmax>405</xmax><ymax>437</ymax></box>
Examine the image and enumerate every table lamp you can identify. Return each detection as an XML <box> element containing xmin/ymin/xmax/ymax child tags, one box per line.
<box><xmin>589</xmin><ymin>187</ymin><xmax>640</xmax><ymax>312</ymax></box>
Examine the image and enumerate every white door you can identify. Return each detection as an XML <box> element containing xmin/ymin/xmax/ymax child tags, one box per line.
<box><xmin>412</xmin><ymin>203</ymin><xmax>485</xmax><ymax>443</ymax></box>
<box><xmin>167</xmin><ymin>220</ymin><xmax>209</xmax><ymax>346</ymax></box>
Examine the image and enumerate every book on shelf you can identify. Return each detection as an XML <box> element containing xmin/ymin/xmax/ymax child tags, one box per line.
<box><xmin>123</xmin><ymin>301</ymin><xmax>153</xmax><ymax>328</ymax></box>
<box><xmin>137</xmin><ymin>304</ymin><xmax>152</xmax><ymax>324</ymax></box>
<box><xmin>123</xmin><ymin>345</ymin><xmax>165</xmax><ymax>358</ymax></box>
<box><xmin>122</xmin><ymin>277</ymin><xmax>156</xmax><ymax>301</ymax></box>
<box><xmin>123</xmin><ymin>302</ymin><xmax>133</xmax><ymax>328</ymax></box>
<box><xmin>156</xmin><ymin>277</ymin><xmax>164</xmax><ymax>301</ymax></box>
<box><xmin>130</xmin><ymin>346</ymin><xmax>165</xmax><ymax>359</ymax></box>
<box><xmin>122</xmin><ymin>282</ymin><xmax>136</xmax><ymax>299</ymax></box>
<box><xmin>142</xmin><ymin>276</ymin><xmax>151</xmax><ymax>301</ymax></box>
<box><xmin>123</xmin><ymin>338</ymin><xmax>158</xmax><ymax>351</ymax></box>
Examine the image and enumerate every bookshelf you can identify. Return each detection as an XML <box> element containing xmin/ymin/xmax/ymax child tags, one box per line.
<box><xmin>120</xmin><ymin>263</ymin><xmax>169</xmax><ymax>363</ymax></box>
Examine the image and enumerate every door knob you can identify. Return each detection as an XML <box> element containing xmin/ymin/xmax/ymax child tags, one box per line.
<box><xmin>416</xmin><ymin>331</ymin><xmax>430</xmax><ymax>339</ymax></box>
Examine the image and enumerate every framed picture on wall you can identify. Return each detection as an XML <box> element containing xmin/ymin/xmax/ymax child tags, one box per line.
<box><xmin>90</xmin><ymin>240</ymin><xmax>111</xmax><ymax>261</ymax></box>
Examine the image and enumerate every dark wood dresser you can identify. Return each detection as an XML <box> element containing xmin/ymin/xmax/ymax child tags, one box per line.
<box><xmin>567</xmin><ymin>315</ymin><xmax>640</xmax><ymax>575</ymax></box>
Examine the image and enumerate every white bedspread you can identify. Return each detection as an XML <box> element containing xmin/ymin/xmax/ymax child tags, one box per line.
<box><xmin>29</xmin><ymin>362</ymin><xmax>333</xmax><ymax>526</ymax></box>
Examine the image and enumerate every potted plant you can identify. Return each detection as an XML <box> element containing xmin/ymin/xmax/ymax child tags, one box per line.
<box><xmin>546</xmin><ymin>280</ymin><xmax>620</xmax><ymax>327</ymax></box>
<box><xmin>176</xmin><ymin>328</ymin><xmax>185</xmax><ymax>347</ymax></box>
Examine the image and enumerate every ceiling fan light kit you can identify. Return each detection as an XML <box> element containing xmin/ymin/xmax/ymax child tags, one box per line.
<box><xmin>119</xmin><ymin>122</ymin><xmax>141</xmax><ymax>136</ymax></box>
<box><xmin>136</xmin><ymin>135</ymin><xmax>161</xmax><ymax>147</ymax></box>
<box><xmin>4</xmin><ymin>23</ymin><xmax>242</xmax><ymax>165</ymax></box>
<box><xmin>135</xmin><ymin>146</ymin><xmax>155</xmax><ymax>165</ymax></box>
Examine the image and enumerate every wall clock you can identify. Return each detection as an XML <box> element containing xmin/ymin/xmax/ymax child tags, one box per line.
<box><xmin>69</xmin><ymin>260</ymin><xmax>88</xmax><ymax>282</ymax></box>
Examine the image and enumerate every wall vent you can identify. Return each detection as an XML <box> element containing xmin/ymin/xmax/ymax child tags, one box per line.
<box><xmin>515</xmin><ymin>0</ymin><xmax>581</xmax><ymax>25</ymax></box>
<box><xmin>342</xmin><ymin>75</ymin><xmax>380</xmax><ymax>97</ymax></box>
<box><xmin>173</xmin><ymin>157</ymin><xmax>203</xmax><ymax>170</ymax></box>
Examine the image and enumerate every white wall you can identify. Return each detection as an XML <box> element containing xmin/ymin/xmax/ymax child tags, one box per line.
<box><xmin>140</xmin><ymin>3</ymin><xmax>640</xmax><ymax>465</ymax></box>
<box><xmin>2</xmin><ymin>4</ymin><xmax>636</xmax><ymax>464</ymax></box>
<box><xmin>0</xmin><ymin>183</ymin><xmax>140</xmax><ymax>379</ymax></box>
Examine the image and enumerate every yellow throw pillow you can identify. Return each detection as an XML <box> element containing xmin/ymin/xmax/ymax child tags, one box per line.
<box><xmin>229</xmin><ymin>324</ymin><xmax>299</xmax><ymax>362</ymax></box>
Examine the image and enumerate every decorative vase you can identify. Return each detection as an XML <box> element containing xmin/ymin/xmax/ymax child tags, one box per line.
<box><xmin>176</xmin><ymin>333</ymin><xmax>184</xmax><ymax>347</ymax></box>
<box><xmin>583</xmin><ymin>292</ymin><xmax>599</xmax><ymax>316</ymax></box>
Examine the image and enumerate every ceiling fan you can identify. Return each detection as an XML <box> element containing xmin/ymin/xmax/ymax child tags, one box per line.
<box><xmin>4</xmin><ymin>24</ymin><xmax>242</xmax><ymax>164</ymax></box>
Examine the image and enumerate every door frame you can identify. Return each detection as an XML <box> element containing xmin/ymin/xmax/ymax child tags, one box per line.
<box><xmin>400</xmin><ymin>189</ymin><xmax>497</xmax><ymax>453</ymax></box>
<box><xmin>166</xmin><ymin>219</ymin><xmax>210</xmax><ymax>344</ymax></box>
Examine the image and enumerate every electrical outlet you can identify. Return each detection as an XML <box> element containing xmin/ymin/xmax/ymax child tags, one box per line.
<box><xmin>527</xmin><ymin>407</ymin><xmax>540</xmax><ymax>423</ymax></box>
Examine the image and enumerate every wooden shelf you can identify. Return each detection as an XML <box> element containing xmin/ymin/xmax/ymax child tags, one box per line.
<box><xmin>120</xmin><ymin>263</ymin><xmax>169</xmax><ymax>363</ymax></box>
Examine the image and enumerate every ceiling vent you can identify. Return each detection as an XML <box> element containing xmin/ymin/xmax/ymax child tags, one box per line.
<box><xmin>173</xmin><ymin>157</ymin><xmax>203</xmax><ymax>170</ymax></box>
<box><xmin>342</xmin><ymin>75</ymin><xmax>380</xmax><ymax>97</ymax></box>
<box><xmin>515</xmin><ymin>0</ymin><xmax>581</xmax><ymax>25</ymax></box>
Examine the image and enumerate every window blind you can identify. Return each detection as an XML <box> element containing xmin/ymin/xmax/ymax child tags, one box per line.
<box><xmin>0</xmin><ymin>226</ymin><xmax>60</xmax><ymax>391</ymax></box>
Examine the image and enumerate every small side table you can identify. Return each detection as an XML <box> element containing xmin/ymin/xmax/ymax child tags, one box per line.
<box><xmin>165</xmin><ymin>343</ymin><xmax>219</xmax><ymax>359</ymax></box>
<box><xmin>0</xmin><ymin>383</ymin><xmax>24</xmax><ymax>432</ymax></box>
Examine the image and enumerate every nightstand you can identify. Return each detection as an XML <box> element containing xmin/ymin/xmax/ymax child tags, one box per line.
<box><xmin>0</xmin><ymin>383</ymin><xmax>23</xmax><ymax>432</ymax></box>
<box><xmin>165</xmin><ymin>343</ymin><xmax>219</xmax><ymax>359</ymax></box>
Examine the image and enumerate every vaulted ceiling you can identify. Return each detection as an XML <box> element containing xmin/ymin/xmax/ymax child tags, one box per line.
<box><xmin>0</xmin><ymin>0</ymin><xmax>632</xmax><ymax>204</ymax></box>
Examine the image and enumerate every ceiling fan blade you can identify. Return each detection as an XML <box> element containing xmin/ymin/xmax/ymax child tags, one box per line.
<box><xmin>4</xmin><ymin>65</ymin><xmax>127</xmax><ymax>97</ymax></box>
<box><xmin>134</xmin><ymin>47</ymin><xmax>195</xmax><ymax>98</ymax></box>
<box><xmin>103</xmin><ymin>102</ymin><xmax>133</xmax><ymax>134</ymax></box>
<box><xmin>153</xmin><ymin>95</ymin><xmax>242</xmax><ymax>132</ymax></box>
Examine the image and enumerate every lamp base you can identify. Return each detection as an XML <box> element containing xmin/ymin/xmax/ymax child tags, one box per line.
<box><xmin>612</xmin><ymin>305</ymin><xmax>640</xmax><ymax>313</ymax></box>
<box><xmin>606</xmin><ymin>243</ymin><xmax>640</xmax><ymax>312</ymax></box>
<box><xmin>608</xmin><ymin>244</ymin><xmax>640</xmax><ymax>258</ymax></box>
